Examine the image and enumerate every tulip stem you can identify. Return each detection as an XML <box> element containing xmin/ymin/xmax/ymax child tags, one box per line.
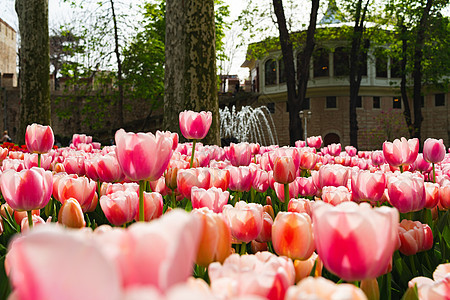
<box><xmin>27</xmin><ymin>210</ymin><xmax>33</xmax><ymax>228</ymax></box>
<box><xmin>284</xmin><ymin>183</ymin><xmax>289</xmax><ymax>211</ymax></box>
<box><xmin>139</xmin><ymin>180</ymin><xmax>145</xmax><ymax>222</ymax></box>
<box><xmin>240</xmin><ymin>242</ymin><xmax>247</xmax><ymax>255</ymax></box>
<box><xmin>399</xmin><ymin>165</ymin><xmax>404</xmax><ymax>173</ymax></box>
<box><xmin>171</xmin><ymin>190</ymin><xmax>176</xmax><ymax>208</ymax></box>
<box><xmin>432</xmin><ymin>163</ymin><xmax>436</xmax><ymax>183</ymax></box>
<box><xmin>190</xmin><ymin>139</ymin><xmax>197</xmax><ymax>168</ymax></box>
<box><xmin>37</xmin><ymin>153</ymin><xmax>41</xmax><ymax>168</ymax></box>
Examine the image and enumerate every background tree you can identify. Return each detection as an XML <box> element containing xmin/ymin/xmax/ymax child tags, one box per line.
<box><xmin>15</xmin><ymin>0</ymin><xmax>51</xmax><ymax>144</ymax></box>
<box><xmin>164</xmin><ymin>0</ymin><xmax>228</xmax><ymax>145</ymax></box>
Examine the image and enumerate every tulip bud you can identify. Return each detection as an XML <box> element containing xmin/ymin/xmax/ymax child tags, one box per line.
<box><xmin>58</xmin><ymin>198</ymin><xmax>86</xmax><ymax>228</ymax></box>
<box><xmin>293</xmin><ymin>253</ymin><xmax>323</xmax><ymax>283</ymax></box>
<box><xmin>165</xmin><ymin>167</ymin><xmax>179</xmax><ymax>190</ymax></box>
<box><xmin>360</xmin><ymin>278</ymin><xmax>380</xmax><ymax>300</ymax></box>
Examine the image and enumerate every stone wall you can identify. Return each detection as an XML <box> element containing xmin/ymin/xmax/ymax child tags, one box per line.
<box><xmin>0</xmin><ymin>19</ymin><xmax>17</xmax><ymax>86</ymax></box>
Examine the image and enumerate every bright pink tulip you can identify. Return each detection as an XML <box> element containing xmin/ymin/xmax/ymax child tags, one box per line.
<box><xmin>412</xmin><ymin>154</ymin><xmax>432</xmax><ymax>172</ymax></box>
<box><xmin>307</xmin><ymin>136</ymin><xmax>322</xmax><ymax>149</ymax></box>
<box><xmin>345</xmin><ymin>146</ymin><xmax>357</xmax><ymax>157</ymax></box>
<box><xmin>351</xmin><ymin>170</ymin><xmax>386</xmax><ymax>204</ymax></box>
<box><xmin>84</xmin><ymin>157</ymin><xmax>100</xmax><ymax>181</ymax></box>
<box><xmin>298</xmin><ymin>148</ymin><xmax>317</xmax><ymax>170</ymax></box>
<box><xmin>387</xmin><ymin>172</ymin><xmax>426</xmax><ymax>213</ymax></box>
<box><xmin>179</xmin><ymin>110</ymin><xmax>212</xmax><ymax>140</ymax></box>
<box><xmin>423</xmin><ymin>138</ymin><xmax>446</xmax><ymax>164</ymax></box>
<box><xmin>23</xmin><ymin>153</ymin><xmax>52</xmax><ymax>170</ymax></box>
<box><xmin>398</xmin><ymin>219</ymin><xmax>433</xmax><ymax>256</ymax></box>
<box><xmin>1</xmin><ymin>167</ymin><xmax>52</xmax><ymax>211</ymax></box>
<box><xmin>227</xmin><ymin>166</ymin><xmax>253</xmax><ymax>192</ymax></box>
<box><xmin>321</xmin><ymin>186</ymin><xmax>352</xmax><ymax>206</ymax></box>
<box><xmin>209</xmin><ymin>251</ymin><xmax>295</xmax><ymax>300</ymax></box>
<box><xmin>272</xmin><ymin>156</ymin><xmax>297</xmax><ymax>184</ymax></box>
<box><xmin>438</xmin><ymin>183</ymin><xmax>450</xmax><ymax>209</ymax></box>
<box><xmin>269</xmin><ymin>147</ymin><xmax>300</xmax><ymax>170</ymax></box>
<box><xmin>208</xmin><ymin>167</ymin><xmax>230</xmax><ymax>191</ymax></box>
<box><xmin>63</xmin><ymin>155</ymin><xmax>86</xmax><ymax>176</ymax></box>
<box><xmin>297</xmin><ymin>177</ymin><xmax>317</xmax><ymax>197</ymax></box>
<box><xmin>288</xmin><ymin>198</ymin><xmax>313</xmax><ymax>217</ymax></box>
<box><xmin>96</xmin><ymin>154</ymin><xmax>125</xmax><ymax>182</ymax></box>
<box><xmin>383</xmin><ymin>137</ymin><xmax>419</xmax><ymax>168</ymax></box>
<box><xmin>252</xmin><ymin>169</ymin><xmax>269</xmax><ymax>193</ymax></box>
<box><xmin>134</xmin><ymin>192</ymin><xmax>163</xmax><ymax>222</ymax></box>
<box><xmin>25</xmin><ymin>123</ymin><xmax>54</xmax><ymax>154</ymax></box>
<box><xmin>72</xmin><ymin>133</ymin><xmax>92</xmax><ymax>147</ymax></box>
<box><xmin>222</xmin><ymin>201</ymin><xmax>264</xmax><ymax>243</ymax></box>
<box><xmin>57</xmin><ymin>175</ymin><xmax>98</xmax><ymax>212</ymax></box>
<box><xmin>115</xmin><ymin>129</ymin><xmax>174</xmax><ymax>182</ymax></box>
<box><xmin>177</xmin><ymin>168</ymin><xmax>211</xmax><ymax>199</ymax></box>
<box><xmin>148</xmin><ymin>176</ymin><xmax>170</xmax><ymax>196</ymax></box>
<box><xmin>272</xmin><ymin>212</ymin><xmax>315</xmax><ymax>260</ymax></box>
<box><xmin>371</xmin><ymin>150</ymin><xmax>385</xmax><ymax>166</ymax></box>
<box><xmin>100</xmin><ymin>190</ymin><xmax>139</xmax><ymax>226</ymax></box>
<box><xmin>6</xmin><ymin>225</ymin><xmax>122</xmax><ymax>300</ymax></box>
<box><xmin>227</xmin><ymin>142</ymin><xmax>252</xmax><ymax>166</ymax></box>
<box><xmin>295</xmin><ymin>140</ymin><xmax>306</xmax><ymax>147</ymax></box>
<box><xmin>191</xmin><ymin>186</ymin><xmax>229</xmax><ymax>213</ymax></box>
<box><xmin>317</xmin><ymin>164</ymin><xmax>350</xmax><ymax>190</ymax></box>
<box><xmin>327</xmin><ymin>143</ymin><xmax>341</xmax><ymax>156</ymax></box>
<box><xmin>256</xmin><ymin>211</ymin><xmax>273</xmax><ymax>243</ymax></box>
<box><xmin>313</xmin><ymin>201</ymin><xmax>399</xmax><ymax>281</ymax></box>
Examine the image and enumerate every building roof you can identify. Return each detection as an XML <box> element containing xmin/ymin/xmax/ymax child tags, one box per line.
<box><xmin>0</xmin><ymin>18</ymin><xmax>17</xmax><ymax>33</ymax></box>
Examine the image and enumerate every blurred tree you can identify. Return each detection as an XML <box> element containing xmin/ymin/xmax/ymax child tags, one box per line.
<box><xmin>15</xmin><ymin>0</ymin><xmax>51</xmax><ymax>144</ymax></box>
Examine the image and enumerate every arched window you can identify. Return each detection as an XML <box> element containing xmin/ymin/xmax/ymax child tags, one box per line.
<box><xmin>334</xmin><ymin>47</ymin><xmax>349</xmax><ymax>76</ymax></box>
<box><xmin>375</xmin><ymin>49</ymin><xmax>388</xmax><ymax>78</ymax></box>
<box><xmin>313</xmin><ymin>48</ymin><xmax>329</xmax><ymax>78</ymax></box>
<box><xmin>278</xmin><ymin>58</ymin><xmax>286</xmax><ymax>84</ymax></box>
<box><xmin>265</xmin><ymin>59</ymin><xmax>277</xmax><ymax>86</ymax></box>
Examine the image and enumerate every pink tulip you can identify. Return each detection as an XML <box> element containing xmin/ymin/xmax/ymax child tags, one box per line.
<box><xmin>227</xmin><ymin>166</ymin><xmax>253</xmax><ymax>192</ymax></box>
<box><xmin>20</xmin><ymin>214</ymin><xmax>46</xmax><ymax>232</ymax></box>
<box><xmin>295</xmin><ymin>140</ymin><xmax>306</xmax><ymax>148</ymax></box>
<box><xmin>179</xmin><ymin>110</ymin><xmax>212</xmax><ymax>140</ymax></box>
<box><xmin>58</xmin><ymin>198</ymin><xmax>86</xmax><ymax>228</ymax></box>
<box><xmin>100</xmin><ymin>190</ymin><xmax>139</xmax><ymax>226</ymax></box>
<box><xmin>313</xmin><ymin>201</ymin><xmax>399</xmax><ymax>281</ymax></box>
<box><xmin>272</xmin><ymin>212</ymin><xmax>315</xmax><ymax>260</ymax></box>
<box><xmin>327</xmin><ymin>143</ymin><xmax>341</xmax><ymax>156</ymax></box>
<box><xmin>25</xmin><ymin>123</ymin><xmax>54</xmax><ymax>154</ymax></box>
<box><xmin>222</xmin><ymin>201</ymin><xmax>264</xmax><ymax>243</ymax></box>
<box><xmin>287</xmin><ymin>198</ymin><xmax>313</xmax><ymax>217</ymax></box>
<box><xmin>191</xmin><ymin>186</ymin><xmax>229</xmax><ymax>213</ymax></box>
<box><xmin>307</xmin><ymin>136</ymin><xmax>322</xmax><ymax>149</ymax></box>
<box><xmin>252</xmin><ymin>169</ymin><xmax>269</xmax><ymax>193</ymax></box>
<box><xmin>297</xmin><ymin>177</ymin><xmax>317</xmax><ymax>197</ymax></box>
<box><xmin>96</xmin><ymin>154</ymin><xmax>125</xmax><ymax>182</ymax></box>
<box><xmin>177</xmin><ymin>168</ymin><xmax>211</xmax><ymax>199</ymax></box>
<box><xmin>269</xmin><ymin>147</ymin><xmax>300</xmax><ymax>170</ymax></box>
<box><xmin>351</xmin><ymin>170</ymin><xmax>386</xmax><ymax>204</ymax></box>
<box><xmin>298</xmin><ymin>148</ymin><xmax>317</xmax><ymax>170</ymax></box>
<box><xmin>148</xmin><ymin>176</ymin><xmax>170</xmax><ymax>196</ymax></box>
<box><xmin>227</xmin><ymin>142</ymin><xmax>252</xmax><ymax>166</ymax></box>
<box><xmin>57</xmin><ymin>175</ymin><xmax>98</xmax><ymax>212</ymax></box>
<box><xmin>256</xmin><ymin>212</ymin><xmax>273</xmax><ymax>243</ymax></box>
<box><xmin>293</xmin><ymin>253</ymin><xmax>323</xmax><ymax>283</ymax></box>
<box><xmin>274</xmin><ymin>181</ymin><xmax>299</xmax><ymax>202</ymax></box>
<box><xmin>387</xmin><ymin>172</ymin><xmax>426</xmax><ymax>213</ymax></box>
<box><xmin>134</xmin><ymin>192</ymin><xmax>164</xmax><ymax>222</ymax></box>
<box><xmin>438</xmin><ymin>183</ymin><xmax>450</xmax><ymax>209</ymax></box>
<box><xmin>6</xmin><ymin>225</ymin><xmax>122</xmax><ymax>300</ymax></box>
<box><xmin>272</xmin><ymin>156</ymin><xmax>297</xmax><ymax>184</ymax></box>
<box><xmin>316</xmin><ymin>164</ymin><xmax>350</xmax><ymax>190</ymax></box>
<box><xmin>424</xmin><ymin>182</ymin><xmax>440</xmax><ymax>209</ymax></box>
<box><xmin>383</xmin><ymin>137</ymin><xmax>419</xmax><ymax>168</ymax></box>
<box><xmin>23</xmin><ymin>153</ymin><xmax>52</xmax><ymax>170</ymax></box>
<box><xmin>321</xmin><ymin>186</ymin><xmax>352</xmax><ymax>206</ymax></box>
<box><xmin>1</xmin><ymin>167</ymin><xmax>53</xmax><ymax>211</ymax></box>
<box><xmin>423</xmin><ymin>138</ymin><xmax>446</xmax><ymax>164</ymax></box>
<box><xmin>84</xmin><ymin>157</ymin><xmax>100</xmax><ymax>181</ymax></box>
<box><xmin>209</xmin><ymin>251</ymin><xmax>295</xmax><ymax>300</ymax></box>
<box><xmin>115</xmin><ymin>129</ymin><xmax>174</xmax><ymax>182</ymax></box>
<box><xmin>398</xmin><ymin>219</ymin><xmax>433</xmax><ymax>256</ymax></box>
<box><xmin>63</xmin><ymin>155</ymin><xmax>86</xmax><ymax>176</ymax></box>
<box><xmin>208</xmin><ymin>167</ymin><xmax>230</xmax><ymax>191</ymax></box>
<box><xmin>345</xmin><ymin>146</ymin><xmax>357</xmax><ymax>157</ymax></box>
<box><xmin>412</xmin><ymin>154</ymin><xmax>432</xmax><ymax>172</ymax></box>
<box><xmin>371</xmin><ymin>150</ymin><xmax>385</xmax><ymax>166</ymax></box>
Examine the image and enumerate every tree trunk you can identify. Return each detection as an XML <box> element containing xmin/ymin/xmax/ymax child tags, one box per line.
<box><xmin>399</xmin><ymin>23</ymin><xmax>414</xmax><ymax>137</ymax></box>
<box><xmin>349</xmin><ymin>0</ymin><xmax>369</xmax><ymax>148</ymax></box>
<box><xmin>273</xmin><ymin>0</ymin><xmax>319</xmax><ymax>146</ymax></box>
<box><xmin>184</xmin><ymin>0</ymin><xmax>220</xmax><ymax>145</ymax></box>
<box><xmin>163</xmin><ymin>0</ymin><xmax>186</xmax><ymax>138</ymax></box>
<box><xmin>109</xmin><ymin>0</ymin><xmax>124</xmax><ymax>128</ymax></box>
<box><xmin>16</xmin><ymin>0</ymin><xmax>51</xmax><ymax>144</ymax></box>
<box><xmin>412</xmin><ymin>0</ymin><xmax>433</xmax><ymax>141</ymax></box>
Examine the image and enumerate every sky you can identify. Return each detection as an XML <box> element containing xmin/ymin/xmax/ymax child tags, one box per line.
<box><xmin>0</xmin><ymin>0</ymin><xmax>251</xmax><ymax>79</ymax></box>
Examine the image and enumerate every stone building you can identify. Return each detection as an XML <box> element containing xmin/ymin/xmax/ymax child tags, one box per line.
<box><xmin>0</xmin><ymin>18</ymin><xmax>17</xmax><ymax>86</ymax></box>
<box><xmin>240</xmin><ymin>26</ymin><xmax>449</xmax><ymax>150</ymax></box>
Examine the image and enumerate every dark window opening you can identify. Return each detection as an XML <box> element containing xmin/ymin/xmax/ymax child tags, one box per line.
<box><xmin>391</xmin><ymin>57</ymin><xmax>401</xmax><ymax>78</ymax></box>
<box><xmin>421</xmin><ymin>96</ymin><xmax>425</xmax><ymax>108</ymax></box>
<box><xmin>313</xmin><ymin>48</ymin><xmax>330</xmax><ymax>78</ymax></box>
<box><xmin>373</xmin><ymin>96</ymin><xmax>380</xmax><ymax>109</ymax></box>
<box><xmin>435</xmin><ymin>93</ymin><xmax>445</xmax><ymax>107</ymax></box>
<box><xmin>356</xmin><ymin>96</ymin><xmax>362</xmax><ymax>108</ymax></box>
<box><xmin>393</xmin><ymin>97</ymin><xmax>401</xmax><ymax>109</ymax></box>
<box><xmin>279</xmin><ymin>59</ymin><xmax>286</xmax><ymax>84</ymax></box>
<box><xmin>326</xmin><ymin>96</ymin><xmax>337</xmax><ymax>109</ymax></box>
<box><xmin>265</xmin><ymin>59</ymin><xmax>277</xmax><ymax>86</ymax></box>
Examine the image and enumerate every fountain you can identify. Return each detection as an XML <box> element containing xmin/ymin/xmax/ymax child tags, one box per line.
<box><xmin>219</xmin><ymin>106</ymin><xmax>279</xmax><ymax>146</ymax></box>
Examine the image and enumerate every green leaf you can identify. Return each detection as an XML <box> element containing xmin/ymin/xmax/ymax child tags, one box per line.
<box><xmin>0</xmin><ymin>255</ymin><xmax>11</xmax><ymax>299</ymax></box>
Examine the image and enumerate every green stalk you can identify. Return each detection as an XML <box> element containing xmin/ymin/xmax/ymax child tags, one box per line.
<box><xmin>171</xmin><ymin>190</ymin><xmax>177</xmax><ymax>208</ymax></box>
<box><xmin>37</xmin><ymin>153</ymin><xmax>41</xmax><ymax>168</ymax></box>
<box><xmin>432</xmin><ymin>163</ymin><xmax>436</xmax><ymax>183</ymax></box>
<box><xmin>27</xmin><ymin>210</ymin><xmax>33</xmax><ymax>228</ymax></box>
<box><xmin>284</xmin><ymin>183</ymin><xmax>290</xmax><ymax>211</ymax></box>
<box><xmin>189</xmin><ymin>139</ymin><xmax>197</xmax><ymax>168</ymax></box>
<box><xmin>139</xmin><ymin>180</ymin><xmax>145</xmax><ymax>222</ymax></box>
<box><xmin>240</xmin><ymin>242</ymin><xmax>247</xmax><ymax>255</ymax></box>
<box><xmin>399</xmin><ymin>165</ymin><xmax>404</xmax><ymax>173</ymax></box>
